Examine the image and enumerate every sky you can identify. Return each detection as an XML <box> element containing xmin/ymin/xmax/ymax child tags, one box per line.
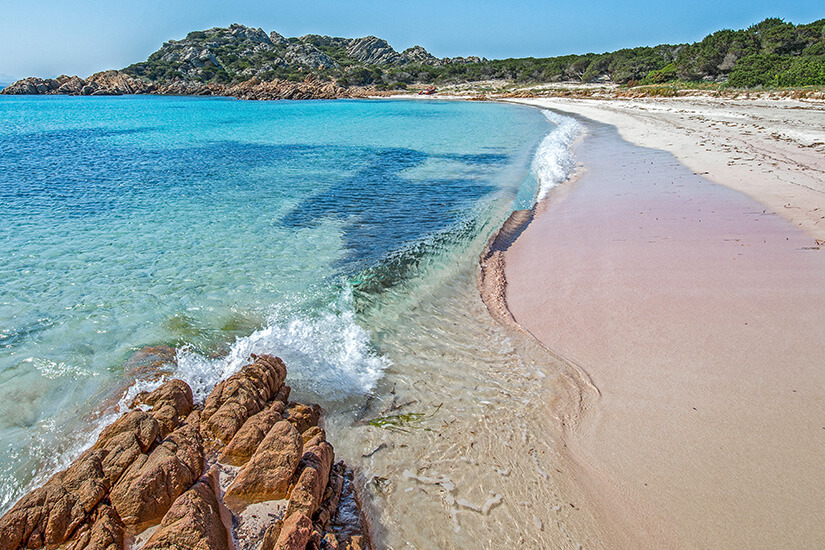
<box><xmin>0</xmin><ymin>0</ymin><xmax>822</xmax><ymax>82</ymax></box>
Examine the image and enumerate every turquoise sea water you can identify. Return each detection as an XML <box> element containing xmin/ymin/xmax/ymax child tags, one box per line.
<box><xmin>0</xmin><ymin>95</ymin><xmax>568</xmax><ymax>512</ymax></box>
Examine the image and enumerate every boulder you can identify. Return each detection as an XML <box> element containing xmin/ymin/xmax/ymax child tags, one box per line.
<box><xmin>285</xmin><ymin>441</ymin><xmax>334</xmax><ymax>518</ymax></box>
<box><xmin>92</xmin><ymin>410</ymin><xmax>160</xmax><ymax>485</ymax></box>
<box><xmin>284</xmin><ymin>402</ymin><xmax>321</xmax><ymax>434</ymax></box>
<box><xmin>201</xmin><ymin>355</ymin><xmax>286</xmax><ymax>444</ymax></box>
<box><xmin>143</xmin><ymin>474</ymin><xmax>229</xmax><ymax>550</ymax></box>
<box><xmin>301</xmin><ymin>426</ymin><xmax>325</xmax><ymax>447</ymax></box>
<box><xmin>0</xmin><ymin>451</ymin><xmax>109</xmax><ymax>549</ymax></box>
<box><xmin>94</xmin><ymin>410</ymin><xmax>159</xmax><ymax>454</ymax></box>
<box><xmin>218</xmin><ymin>400</ymin><xmax>286</xmax><ymax>466</ymax></box>
<box><xmin>266</xmin><ymin>512</ymin><xmax>312</xmax><ymax>550</ymax></box>
<box><xmin>222</xmin><ymin>420</ymin><xmax>302</xmax><ymax>511</ymax></box>
<box><xmin>109</xmin><ymin>415</ymin><xmax>203</xmax><ymax>534</ymax></box>
<box><xmin>64</xmin><ymin>504</ymin><xmax>125</xmax><ymax>550</ymax></box>
<box><xmin>131</xmin><ymin>378</ymin><xmax>193</xmax><ymax>437</ymax></box>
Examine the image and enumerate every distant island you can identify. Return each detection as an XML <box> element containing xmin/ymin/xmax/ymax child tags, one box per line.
<box><xmin>3</xmin><ymin>17</ymin><xmax>824</xmax><ymax>98</ymax></box>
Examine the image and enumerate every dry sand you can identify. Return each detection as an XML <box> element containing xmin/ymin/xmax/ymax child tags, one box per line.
<box><xmin>501</xmin><ymin>97</ymin><xmax>825</xmax><ymax>547</ymax></box>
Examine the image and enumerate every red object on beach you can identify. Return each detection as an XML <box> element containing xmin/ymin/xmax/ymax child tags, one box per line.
<box><xmin>418</xmin><ymin>86</ymin><xmax>436</xmax><ymax>95</ymax></box>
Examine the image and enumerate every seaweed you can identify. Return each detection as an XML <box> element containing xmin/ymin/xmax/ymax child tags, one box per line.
<box><xmin>367</xmin><ymin>403</ymin><xmax>442</xmax><ymax>433</ymax></box>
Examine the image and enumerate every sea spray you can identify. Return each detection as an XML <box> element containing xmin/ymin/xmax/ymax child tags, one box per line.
<box><xmin>532</xmin><ymin>110</ymin><xmax>584</xmax><ymax>200</ymax></box>
<box><xmin>174</xmin><ymin>287</ymin><xmax>389</xmax><ymax>404</ymax></box>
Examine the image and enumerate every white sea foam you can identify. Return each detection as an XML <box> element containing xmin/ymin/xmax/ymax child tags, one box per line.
<box><xmin>532</xmin><ymin>110</ymin><xmax>584</xmax><ymax>201</ymax></box>
<box><xmin>171</xmin><ymin>287</ymin><xmax>388</xmax><ymax>404</ymax></box>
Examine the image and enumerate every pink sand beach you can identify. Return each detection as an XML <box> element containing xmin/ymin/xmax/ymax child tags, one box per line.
<box><xmin>500</xmin><ymin>98</ymin><xmax>825</xmax><ymax>547</ymax></box>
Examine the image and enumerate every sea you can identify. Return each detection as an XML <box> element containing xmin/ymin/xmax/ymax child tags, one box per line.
<box><xmin>0</xmin><ymin>95</ymin><xmax>581</xmax><ymax>537</ymax></box>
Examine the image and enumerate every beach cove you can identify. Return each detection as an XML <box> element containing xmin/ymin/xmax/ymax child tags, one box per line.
<box><xmin>0</xmin><ymin>96</ymin><xmax>612</xmax><ymax>548</ymax></box>
<box><xmin>1</xmin><ymin>92</ymin><xmax>825</xmax><ymax>548</ymax></box>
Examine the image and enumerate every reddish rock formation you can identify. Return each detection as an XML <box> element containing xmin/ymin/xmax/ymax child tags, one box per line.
<box><xmin>0</xmin><ymin>355</ymin><xmax>372</xmax><ymax>550</ymax></box>
<box><xmin>109</xmin><ymin>416</ymin><xmax>203</xmax><ymax>533</ymax></box>
<box><xmin>218</xmin><ymin>400</ymin><xmax>286</xmax><ymax>466</ymax></box>
<box><xmin>132</xmin><ymin>378</ymin><xmax>193</xmax><ymax>437</ymax></box>
<box><xmin>315</xmin><ymin>464</ymin><xmax>345</xmax><ymax>529</ymax></box>
<box><xmin>284</xmin><ymin>402</ymin><xmax>322</xmax><ymax>434</ymax></box>
<box><xmin>223</xmin><ymin>420</ymin><xmax>303</xmax><ymax>511</ymax></box>
<box><xmin>85</xmin><ymin>70</ymin><xmax>153</xmax><ymax>95</ymax></box>
<box><xmin>267</xmin><ymin>512</ymin><xmax>313</xmax><ymax>550</ymax></box>
<box><xmin>143</xmin><ymin>474</ymin><xmax>229</xmax><ymax>550</ymax></box>
<box><xmin>286</xmin><ymin>441</ymin><xmax>335</xmax><ymax>518</ymax></box>
<box><xmin>201</xmin><ymin>355</ymin><xmax>286</xmax><ymax>444</ymax></box>
<box><xmin>93</xmin><ymin>411</ymin><xmax>160</xmax><ymax>486</ymax></box>
<box><xmin>224</xmin><ymin>75</ymin><xmax>349</xmax><ymax>100</ymax></box>
<box><xmin>64</xmin><ymin>504</ymin><xmax>124</xmax><ymax>550</ymax></box>
<box><xmin>0</xmin><ymin>73</ymin><xmax>367</xmax><ymax>100</ymax></box>
<box><xmin>0</xmin><ymin>71</ymin><xmax>152</xmax><ymax>96</ymax></box>
<box><xmin>0</xmin><ymin>450</ymin><xmax>109</xmax><ymax>549</ymax></box>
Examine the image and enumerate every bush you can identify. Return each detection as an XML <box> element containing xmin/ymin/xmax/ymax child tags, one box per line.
<box><xmin>726</xmin><ymin>53</ymin><xmax>789</xmax><ymax>87</ymax></box>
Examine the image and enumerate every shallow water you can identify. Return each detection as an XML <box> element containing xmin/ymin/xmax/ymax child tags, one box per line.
<box><xmin>0</xmin><ymin>96</ymin><xmax>599</xmax><ymax>546</ymax></box>
<box><xmin>0</xmin><ymin>95</ymin><xmax>561</xmax><ymax>509</ymax></box>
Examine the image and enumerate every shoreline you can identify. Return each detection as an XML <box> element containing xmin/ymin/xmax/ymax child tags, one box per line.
<box><xmin>506</xmin><ymin>96</ymin><xmax>825</xmax><ymax>240</ymax></box>
<box><xmin>486</xmin><ymin>99</ymin><xmax>825</xmax><ymax>546</ymax></box>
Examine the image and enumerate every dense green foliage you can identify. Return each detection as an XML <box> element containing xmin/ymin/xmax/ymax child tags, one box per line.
<box><xmin>665</xmin><ymin>18</ymin><xmax>825</xmax><ymax>86</ymax></box>
<box><xmin>123</xmin><ymin>18</ymin><xmax>825</xmax><ymax>90</ymax></box>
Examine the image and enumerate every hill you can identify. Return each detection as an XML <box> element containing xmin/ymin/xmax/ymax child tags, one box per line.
<box><xmin>3</xmin><ymin>17</ymin><xmax>824</xmax><ymax>97</ymax></box>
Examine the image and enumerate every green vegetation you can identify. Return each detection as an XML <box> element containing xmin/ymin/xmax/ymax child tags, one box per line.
<box><xmin>122</xmin><ymin>18</ymin><xmax>825</xmax><ymax>90</ymax></box>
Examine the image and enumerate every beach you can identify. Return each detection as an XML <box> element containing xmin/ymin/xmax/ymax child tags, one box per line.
<box><xmin>3</xmin><ymin>93</ymin><xmax>825</xmax><ymax>548</ymax></box>
<box><xmin>498</xmin><ymin>97</ymin><xmax>825</xmax><ymax>546</ymax></box>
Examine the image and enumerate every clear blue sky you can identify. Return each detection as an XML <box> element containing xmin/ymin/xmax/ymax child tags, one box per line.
<box><xmin>0</xmin><ymin>0</ymin><xmax>822</xmax><ymax>81</ymax></box>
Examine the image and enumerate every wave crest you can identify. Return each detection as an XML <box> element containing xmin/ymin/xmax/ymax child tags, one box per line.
<box><xmin>533</xmin><ymin>110</ymin><xmax>583</xmax><ymax>201</ymax></box>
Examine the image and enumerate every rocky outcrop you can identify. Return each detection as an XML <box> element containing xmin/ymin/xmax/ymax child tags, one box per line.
<box><xmin>218</xmin><ymin>394</ymin><xmax>288</xmax><ymax>466</ymax></box>
<box><xmin>402</xmin><ymin>45</ymin><xmax>441</xmax><ymax>65</ymax></box>
<box><xmin>268</xmin><ymin>511</ymin><xmax>313</xmax><ymax>550</ymax></box>
<box><xmin>85</xmin><ymin>70</ymin><xmax>153</xmax><ymax>94</ymax></box>
<box><xmin>0</xmin><ymin>451</ymin><xmax>109</xmax><ymax>549</ymax></box>
<box><xmin>0</xmin><ymin>355</ymin><xmax>371</xmax><ymax>550</ymax></box>
<box><xmin>223</xmin><ymin>76</ymin><xmax>350</xmax><ymax>100</ymax></box>
<box><xmin>64</xmin><ymin>504</ymin><xmax>124</xmax><ymax>550</ymax></box>
<box><xmin>0</xmin><ymin>71</ymin><xmax>152</xmax><ymax>96</ymax></box>
<box><xmin>109</xmin><ymin>417</ymin><xmax>204</xmax><ymax>533</ymax></box>
<box><xmin>223</xmin><ymin>420</ymin><xmax>303</xmax><ymax>510</ymax></box>
<box><xmin>1</xmin><ymin>77</ymin><xmax>62</xmax><ymax>95</ymax></box>
<box><xmin>345</xmin><ymin>36</ymin><xmax>404</xmax><ymax>66</ymax></box>
<box><xmin>1</xmin><ymin>23</ymin><xmax>449</xmax><ymax>99</ymax></box>
<box><xmin>201</xmin><ymin>354</ymin><xmax>286</xmax><ymax>444</ymax></box>
<box><xmin>143</xmin><ymin>473</ymin><xmax>229</xmax><ymax>550</ymax></box>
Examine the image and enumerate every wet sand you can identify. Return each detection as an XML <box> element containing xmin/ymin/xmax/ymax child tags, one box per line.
<box><xmin>501</xmin><ymin>105</ymin><xmax>825</xmax><ymax>547</ymax></box>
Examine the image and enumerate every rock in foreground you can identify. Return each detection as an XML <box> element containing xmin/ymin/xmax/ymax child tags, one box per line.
<box><xmin>0</xmin><ymin>354</ymin><xmax>371</xmax><ymax>550</ymax></box>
